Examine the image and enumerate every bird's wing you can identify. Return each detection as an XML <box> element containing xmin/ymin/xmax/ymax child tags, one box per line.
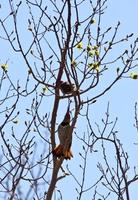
<box><xmin>58</xmin><ymin>124</ymin><xmax>72</xmax><ymax>145</ymax></box>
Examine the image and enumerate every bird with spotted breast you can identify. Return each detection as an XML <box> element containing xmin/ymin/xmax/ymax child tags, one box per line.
<box><xmin>52</xmin><ymin>106</ymin><xmax>73</xmax><ymax>160</ymax></box>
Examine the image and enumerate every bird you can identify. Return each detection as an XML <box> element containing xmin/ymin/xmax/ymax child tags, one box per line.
<box><xmin>52</xmin><ymin>107</ymin><xmax>73</xmax><ymax>160</ymax></box>
<box><xmin>58</xmin><ymin>80</ymin><xmax>77</xmax><ymax>95</ymax></box>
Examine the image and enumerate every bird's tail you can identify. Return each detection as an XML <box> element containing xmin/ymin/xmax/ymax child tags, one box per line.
<box><xmin>64</xmin><ymin>148</ymin><xmax>73</xmax><ymax>160</ymax></box>
<box><xmin>52</xmin><ymin>145</ymin><xmax>73</xmax><ymax>160</ymax></box>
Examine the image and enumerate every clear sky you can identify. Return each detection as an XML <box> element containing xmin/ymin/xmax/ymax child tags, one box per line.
<box><xmin>0</xmin><ymin>0</ymin><xmax>138</xmax><ymax>199</ymax></box>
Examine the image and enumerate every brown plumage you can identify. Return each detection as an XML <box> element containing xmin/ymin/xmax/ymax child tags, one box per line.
<box><xmin>52</xmin><ymin>108</ymin><xmax>73</xmax><ymax>160</ymax></box>
<box><xmin>59</xmin><ymin>81</ymin><xmax>76</xmax><ymax>95</ymax></box>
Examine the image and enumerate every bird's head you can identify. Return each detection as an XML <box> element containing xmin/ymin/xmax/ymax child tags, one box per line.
<box><xmin>63</xmin><ymin>110</ymin><xmax>70</xmax><ymax>124</ymax></box>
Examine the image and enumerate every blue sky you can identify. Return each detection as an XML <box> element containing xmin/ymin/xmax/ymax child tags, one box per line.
<box><xmin>0</xmin><ymin>0</ymin><xmax>138</xmax><ymax>199</ymax></box>
<box><xmin>60</xmin><ymin>1</ymin><xmax>138</xmax><ymax>199</ymax></box>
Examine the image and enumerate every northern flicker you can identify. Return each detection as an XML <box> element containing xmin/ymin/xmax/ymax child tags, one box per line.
<box><xmin>52</xmin><ymin>107</ymin><xmax>73</xmax><ymax>160</ymax></box>
<box><xmin>58</xmin><ymin>81</ymin><xmax>77</xmax><ymax>95</ymax></box>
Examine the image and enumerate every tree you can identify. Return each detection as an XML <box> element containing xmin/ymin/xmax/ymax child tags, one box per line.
<box><xmin>0</xmin><ymin>0</ymin><xmax>138</xmax><ymax>199</ymax></box>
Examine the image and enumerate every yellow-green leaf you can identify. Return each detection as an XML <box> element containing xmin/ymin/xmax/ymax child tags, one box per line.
<box><xmin>76</xmin><ymin>42</ymin><xmax>83</xmax><ymax>50</ymax></box>
<box><xmin>1</xmin><ymin>64</ymin><xmax>8</xmax><ymax>71</ymax></box>
<box><xmin>130</xmin><ymin>73</ymin><xmax>138</xmax><ymax>79</ymax></box>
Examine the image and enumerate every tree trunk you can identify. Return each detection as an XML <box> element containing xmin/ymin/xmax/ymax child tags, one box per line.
<box><xmin>46</xmin><ymin>159</ymin><xmax>63</xmax><ymax>200</ymax></box>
